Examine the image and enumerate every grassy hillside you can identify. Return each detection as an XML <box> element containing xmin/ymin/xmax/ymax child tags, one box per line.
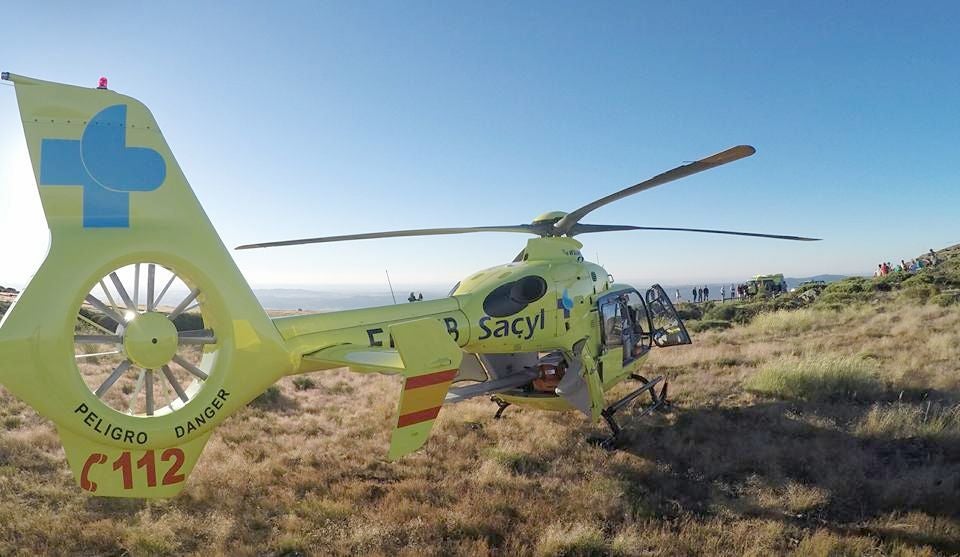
<box><xmin>0</xmin><ymin>249</ymin><xmax>958</xmax><ymax>555</ymax></box>
<box><xmin>680</xmin><ymin>244</ymin><xmax>960</xmax><ymax>333</ymax></box>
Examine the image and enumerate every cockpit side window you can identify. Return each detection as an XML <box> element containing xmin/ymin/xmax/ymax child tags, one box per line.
<box><xmin>623</xmin><ymin>291</ymin><xmax>651</xmax><ymax>339</ymax></box>
<box><xmin>601</xmin><ymin>301</ymin><xmax>623</xmax><ymax>347</ymax></box>
<box><xmin>599</xmin><ymin>290</ymin><xmax>652</xmax><ymax>359</ymax></box>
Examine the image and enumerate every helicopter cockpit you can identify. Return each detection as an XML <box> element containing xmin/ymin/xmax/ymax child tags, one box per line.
<box><xmin>599</xmin><ymin>284</ymin><xmax>691</xmax><ymax>364</ymax></box>
<box><xmin>599</xmin><ymin>289</ymin><xmax>651</xmax><ymax>364</ymax></box>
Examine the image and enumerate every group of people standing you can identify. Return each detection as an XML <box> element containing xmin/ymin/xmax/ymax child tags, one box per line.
<box><xmin>676</xmin><ymin>283</ymin><xmax>756</xmax><ymax>304</ymax></box>
<box><xmin>733</xmin><ymin>283</ymin><xmax>753</xmax><ymax>301</ymax></box>
<box><xmin>679</xmin><ymin>286</ymin><xmax>714</xmax><ymax>303</ymax></box>
<box><xmin>691</xmin><ymin>286</ymin><xmax>710</xmax><ymax>303</ymax></box>
<box><xmin>875</xmin><ymin>249</ymin><xmax>940</xmax><ymax>277</ymax></box>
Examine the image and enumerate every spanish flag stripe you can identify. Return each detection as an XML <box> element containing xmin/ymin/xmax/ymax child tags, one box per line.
<box><xmin>397</xmin><ymin>406</ymin><xmax>442</xmax><ymax>428</ymax></box>
<box><xmin>400</xmin><ymin>381</ymin><xmax>453</xmax><ymax>415</ymax></box>
<box><xmin>404</xmin><ymin>369</ymin><xmax>458</xmax><ymax>390</ymax></box>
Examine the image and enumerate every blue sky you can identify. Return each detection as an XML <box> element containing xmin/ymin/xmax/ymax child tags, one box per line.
<box><xmin>2</xmin><ymin>2</ymin><xmax>959</xmax><ymax>292</ymax></box>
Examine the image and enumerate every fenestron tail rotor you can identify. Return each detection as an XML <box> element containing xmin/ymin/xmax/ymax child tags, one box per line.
<box><xmin>237</xmin><ymin>144</ymin><xmax>820</xmax><ymax>250</ymax></box>
<box><xmin>75</xmin><ymin>263</ymin><xmax>219</xmax><ymax>417</ymax></box>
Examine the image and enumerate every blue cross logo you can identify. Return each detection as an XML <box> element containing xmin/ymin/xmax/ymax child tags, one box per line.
<box><xmin>557</xmin><ymin>288</ymin><xmax>574</xmax><ymax>318</ymax></box>
<box><xmin>39</xmin><ymin>104</ymin><xmax>166</xmax><ymax>228</ymax></box>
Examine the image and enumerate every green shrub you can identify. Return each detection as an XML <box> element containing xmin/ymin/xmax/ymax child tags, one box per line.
<box><xmin>812</xmin><ymin>302</ymin><xmax>847</xmax><ymax>312</ymax></box>
<box><xmin>822</xmin><ymin>276</ymin><xmax>871</xmax><ymax>294</ymax></box>
<box><xmin>703</xmin><ymin>304</ymin><xmax>737</xmax><ymax>322</ymax></box>
<box><xmin>854</xmin><ymin>403</ymin><xmax>960</xmax><ymax>442</ymax></box>
<box><xmin>901</xmin><ymin>272</ymin><xmax>936</xmax><ymax>288</ymax></box>
<box><xmin>251</xmin><ymin>385</ymin><xmax>282</xmax><ymax>407</ymax></box>
<box><xmin>687</xmin><ymin>319</ymin><xmax>731</xmax><ymax>333</ymax></box>
<box><xmin>931</xmin><ymin>293</ymin><xmax>959</xmax><ymax>307</ymax></box>
<box><xmin>900</xmin><ymin>285</ymin><xmax>938</xmax><ymax>302</ymax></box>
<box><xmin>745</xmin><ymin>355</ymin><xmax>882</xmax><ymax>401</ymax></box>
<box><xmin>814</xmin><ymin>290</ymin><xmax>873</xmax><ymax>308</ymax></box>
<box><xmin>747</xmin><ymin>308</ymin><xmax>829</xmax><ymax>336</ymax></box>
<box><xmin>675</xmin><ymin>304</ymin><xmax>703</xmax><ymax>321</ymax></box>
<box><xmin>872</xmin><ymin>273</ymin><xmax>905</xmax><ymax>292</ymax></box>
<box><xmin>794</xmin><ymin>282</ymin><xmax>825</xmax><ymax>294</ymax></box>
<box><xmin>901</xmin><ymin>265</ymin><xmax>960</xmax><ymax>291</ymax></box>
<box><xmin>854</xmin><ymin>403</ymin><xmax>960</xmax><ymax>440</ymax></box>
<box><xmin>325</xmin><ymin>381</ymin><xmax>354</xmax><ymax>395</ymax></box>
<box><xmin>171</xmin><ymin>312</ymin><xmax>204</xmax><ymax>332</ymax></box>
<box><xmin>292</xmin><ymin>376</ymin><xmax>316</xmax><ymax>391</ymax></box>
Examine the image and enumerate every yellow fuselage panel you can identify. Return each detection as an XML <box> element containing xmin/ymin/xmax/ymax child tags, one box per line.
<box><xmin>275</xmin><ymin>237</ymin><xmax>614</xmax><ymax>367</ymax></box>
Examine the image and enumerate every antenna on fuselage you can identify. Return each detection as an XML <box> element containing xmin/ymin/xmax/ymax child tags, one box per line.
<box><xmin>385</xmin><ymin>269</ymin><xmax>397</xmax><ymax>305</ymax></box>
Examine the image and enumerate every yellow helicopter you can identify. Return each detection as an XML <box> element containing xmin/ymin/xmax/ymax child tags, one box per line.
<box><xmin>0</xmin><ymin>72</ymin><xmax>817</xmax><ymax>498</ymax></box>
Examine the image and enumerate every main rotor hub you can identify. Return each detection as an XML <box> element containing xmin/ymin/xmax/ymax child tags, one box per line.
<box><xmin>122</xmin><ymin>312</ymin><xmax>179</xmax><ymax>369</ymax></box>
<box><xmin>531</xmin><ymin>210</ymin><xmax>567</xmax><ymax>225</ymax></box>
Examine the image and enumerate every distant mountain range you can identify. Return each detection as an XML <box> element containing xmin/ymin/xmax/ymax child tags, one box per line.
<box><xmin>253</xmin><ymin>275</ymin><xmax>854</xmax><ymax>311</ymax></box>
<box><xmin>0</xmin><ymin>275</ymin><xmax>856</xmax><ymax>314</ymax></box>
<box><xmin>252</xmin><ymin>288</ymin><xmax>449</xmax><ymax>312</ymax></box>
<box><xmin>786</xmin><ymin>274</ymin><xmax>852</xmax><ymax>287</ymax></box>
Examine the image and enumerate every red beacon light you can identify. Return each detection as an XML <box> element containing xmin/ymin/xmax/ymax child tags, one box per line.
<box><xmin>97</xmin><ymin>77</ymin><xmax>108</xmax><ymax>89</ymax></box>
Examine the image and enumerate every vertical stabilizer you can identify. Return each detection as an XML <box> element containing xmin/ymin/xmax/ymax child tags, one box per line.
<box><xmin>0</xmin><ymin>72</ymin><xmax>293</xmax><ymax>497</ymax></box>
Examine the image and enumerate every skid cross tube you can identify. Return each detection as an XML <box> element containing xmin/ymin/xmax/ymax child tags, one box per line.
<box><xmin>598</xmin><ymin>374</ymin><xmax>668</xmax><ymax>448</ymax></box>
<box><xmin>492</xmin><ymin>396</ymin><xmax>512</xmax><ymax>419</ymax></box>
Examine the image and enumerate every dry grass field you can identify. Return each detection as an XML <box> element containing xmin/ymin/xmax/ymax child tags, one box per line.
<box><xmin>1</xmin><ymin>253</ymin><xmax>959</xmax><ymax>555</ymax></box>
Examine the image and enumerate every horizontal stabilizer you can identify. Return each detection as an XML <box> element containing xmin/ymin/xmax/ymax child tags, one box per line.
<box><xmin>302</xmin><ymin>344</ymin><xmax>405</xmax><ymax>373</ymax></box>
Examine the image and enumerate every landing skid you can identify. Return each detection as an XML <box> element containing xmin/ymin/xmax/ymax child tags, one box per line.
<box><xmin>491</xmin><ymin>396</ymin><xmax>511</xmax><ymax>419</ymax></box>
<box><xmin>591</xmin><ymin>374</ymin><xmax>669</xmax><ymax>450</ymax></box>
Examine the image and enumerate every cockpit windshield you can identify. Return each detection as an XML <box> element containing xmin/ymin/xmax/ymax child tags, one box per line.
<box><xmin>645</xmin><ymin>284</ymin><xmax>692</xmax><ymax>347</ymax></box>
<box><xmin>598</xmin><ymin>289</ymin><xmax>651</xmax><ymax>364</ymax></box>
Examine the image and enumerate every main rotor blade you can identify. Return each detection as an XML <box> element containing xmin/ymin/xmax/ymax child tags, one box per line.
<box><xmin>553</xmin><ymin>145</ymin><xmax>756</xmax><ymax>235</ymax></box>
<box><xmin>236</xmin><ymin>225</ymin><xmax>539</xmax><ymax>250</ymax></box>
<box><xmin>569</xmin><ymin>223</ymin><xmax>820</xmax><ymax>241</ymax></box>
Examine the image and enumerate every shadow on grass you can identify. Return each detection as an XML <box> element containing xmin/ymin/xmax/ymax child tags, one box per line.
<box><xmin>609</xmin><ymin>398</ymin><xmax>960</xmax><ymax>554</ymax></box>
<box><xmin>248</xmin><ymin>385</ymin><xmax>300</xmax><ymax>412</ymax></box>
